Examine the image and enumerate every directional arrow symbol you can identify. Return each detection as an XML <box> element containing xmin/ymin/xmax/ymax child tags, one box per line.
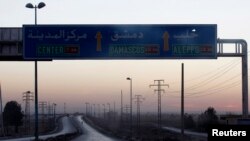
<box><xmin>162</xmin><ymin>31</ymin><xmax>169</xmax><ymax>52</ymax></box>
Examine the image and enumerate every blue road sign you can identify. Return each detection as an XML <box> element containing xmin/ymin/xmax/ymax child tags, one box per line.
<box><xmin>23</xmin><ymin>24</ymin><xmax>217</xmax><ymax>59</ymax></box>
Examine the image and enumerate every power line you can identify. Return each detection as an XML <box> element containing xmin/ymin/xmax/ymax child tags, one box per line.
<box><xmin>90</xmin><ymin>104</ymin><xmax>93</xmax><ymax>117</ymax></box>
<box><xmin>133</xmin><ymin>94</ymin><xmax>145</xmax><ymax>135</ymax></box>
<box><xmin>167</xmin><ymin>80</ymin><xmax>241</xmax><ymax>98</ymax></box>
<box><xmin>186</xmin><ymin>73</ymin><xmax>241</xmax><ymax>96</ymax></box>
<box><xmin>185</xmin><ymin>60</ymin><xmax>240</xmax><ymax>91</ymax></box>
<box><xmin>169</xmin><ymin>58</ymin><xmax>240</xmax><ymax>85</ymax></box>
<box><xmin>98</xmin><ymin>104</ymin><xmax>100</xmax><ymax>118</ymax></box>
<box><xmin>187</xmin><ymin>81</ymin><xmax>241</xmax><ymax>98</ymax></box>
<box><xmin>107</xmin><ymin>103</ymin><xmax>111</xmax><ymax>120</ymax></box>
<box><xmin>103</xmin><ymin>104</ymin><xmax>106</xmax><ymax>119</ymax></box>
<box><xmin>47</xmin><ymin>102</ymin><xmax>53</xmax><ymax>117</ymax></box>
<box><xmin>39</xmin><ymin>101</ymin><xmax>47</xmax><ymax>115</ymax></box>
<box><xmin>149</xmin><ymin>80</ymin><xmax>169</xmax><ymax>136</ymax></box>
<box><xmin>113</xmin><ymin>101</ymin><xmax>116</xmax><ymax>121</ymax></box>
<box><xmin>23</xmin><ymin>91</ymin><xmax>33</xmax><ymax>133</ymax></box>
<box><xmin>167</xmin><ymin>72</ymin><xmax>241</xmax><ymax>97</ymax></box>
<box><xmin>120</xmin><ymin>90</ymin><xmax>123</xmax><ymax>123</ymax></box>
<box><xmin>167</xmin><ymin>62</ymin><xmax>242</xmax><ymax>96</ymax></box>
<box><xmin>39</xmin><ymin>101</ymin><xmax>47</xmax><ymax>130</ymax></box>
<box><xmin>64</xmin><ymin>102</ymin><xmax>66</xmax><ymax>115</ymax></box>
<box><xmin>124</xmin><ymin>105</ymin><xmax>130</xmax><ymax>123</ymax></box>
<box><xmin>93</xmin><ymin>104</ymin><xmax>96</xmax><ymax>117</ymax></box>
<box><xmin>85</xmin><ymin>102</ymin><xmax>89</xmax><ymax>116</ymax></box>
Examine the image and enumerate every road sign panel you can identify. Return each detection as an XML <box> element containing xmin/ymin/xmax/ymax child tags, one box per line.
<box><xmin>23</xmin><ymin>24</ymin><xmax>217</xmax><ymax>59</ymax></box>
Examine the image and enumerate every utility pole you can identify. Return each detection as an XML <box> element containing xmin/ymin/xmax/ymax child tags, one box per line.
<box><xmin>47</xmin><ymin>102</ymin><xmax>52</xmax><ymax>117</ymax></box>
<box><xmin>47</xmin><ymin>102</ymin><xmax>53</xmax><ymax>129</ymax></box>
<box><xmin>53</xmin><ymin>103</ymin><xmax>57</xmax><ymax>124</ymax></box>
<box><xmin>39</xmin><ymin>101</ymin><xmax>47</xmax><ymax>116</ymax></box>
<box><xmin>93</xmin><ymin>104</ymin><xmax>96</xmax><ymax>117</ymax></box>
<box><xmin>120</xmin><ymin>90</ymin><xmax>123</xmax><ymax>123</ymax></box>
<box><xmin>23</xmin><ymin>91</ymin><xmax>34</xmax><ymax>133</ymax></box>
<box><xmin>113</xmin><ymin>101</ymin><xmax>116</xmax><ymax>121</ymax></box>
<box><xmin>103</xmin><ymin>104</ymin><xmax>106</xmax><ymax>119</ymax></box>
<box><xmin>124</xmin><ymin>105</ymin><xmax>130</xmax><ymax>124</ymax></box>
<box><xmin>133</xmin><ymin>95</ymin><xmax>145</xmax><ymax>135</ymax></box>
<box><xmin>64</xmin><ymin>102</ymin><xmax>66</xmax><ymax>115</ymax></box>
<box><xmin>98</xmin><ymin>104</ymin><xmax>100</xmax><ymax>118</ymax></box>
<box><xmin>90</xmin><ymin>104</ymin><xmax>93</xmax><ymax>117</ymax></box>
<box><xmin>107</xmin><ymin>103</ymin><xmax>111</xmax><ymax>120</ymax></box>
<box><xmin>85</xmin><ymin>102</ymin><xmax>89</xmax><ymax>116</ymax></box>
<box><xmin>149</xmin><ymin>80</ymin><xmax>169</xmax><ymax>136</ymax></box>
<box><xmin>107</xmin><ymin>103</ymin><xmax>111</xmax><ymax>113</ymax></box>
<box><xmin>39</xmin><ymin>101</ymin><xmax>47</xmax><ymax>130</ymax></box>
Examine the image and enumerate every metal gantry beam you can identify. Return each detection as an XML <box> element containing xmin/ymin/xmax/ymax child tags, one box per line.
<box><xmin>0</xmin><ymin>35</ymin><xmax>248</xmax><ymax>118</ymax></box>
<box><xmin>217</xmin><ymin>39</ymin><xmax>248</xmax><ymax>117</ymax></box>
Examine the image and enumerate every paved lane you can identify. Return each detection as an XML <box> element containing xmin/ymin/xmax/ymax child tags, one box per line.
<box><xmin>163</xmin><ymin>126</ymin><xmax>207</xmax><ymax>137</ymax></box>
<box><xmin>2</xmin><ymin>116</ymin><xmax>77</xmax><ymax>141</ymax></box>
<box><xmin>72</xmin><ymin>116</ymin><xmax>119</xmax><ymax>141</ymax></box>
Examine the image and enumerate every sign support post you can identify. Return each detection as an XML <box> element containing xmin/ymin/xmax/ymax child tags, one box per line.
<box><xmin>181</xmin><ymin>63</ymin><xmax>184</xmax><ymax>140</ymax></box>
<box><xmin>217</xmin><ymin>39</ymin><xmax>248</xmax><ymax>118</ymax></box>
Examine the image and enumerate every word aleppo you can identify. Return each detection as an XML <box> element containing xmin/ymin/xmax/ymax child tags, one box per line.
<box><xmin>212</xmin><ymin>129</ymin><xmax>246</xmax><ymax>137</ymax></box>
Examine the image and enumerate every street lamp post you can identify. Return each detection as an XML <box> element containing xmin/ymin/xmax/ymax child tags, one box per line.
<box><xmin>25</xmin><ymin>2</ymin><xmax>46</xmax><ymax>141</ymax></box>
<box><xmin>126</xmin><ymin>77</ymin><xmax>133</xmax><ymax>139</ymax></box>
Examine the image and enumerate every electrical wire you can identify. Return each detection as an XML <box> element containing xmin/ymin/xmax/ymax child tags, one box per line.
<box><xmin>185</xmin><ymin>59</ymin><xmax>240</xmax><ymax>91</ymax></box>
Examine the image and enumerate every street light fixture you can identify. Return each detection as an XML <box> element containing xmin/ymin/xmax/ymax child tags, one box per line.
<box><xmin>26</xmin><ymin>2</ymin><xmax>46</xmax><ymax>9</ymax></box>
<box><xmin>126</xmin><ymin>77</ymin><xmax>133</xmax><ymax>139</ymax></box>
<box><xmin>25</xmin><ymin>2</ymin><xmax>46</xmax><ymax>141</ymax></box>
<box><xmin>25</xmin><ymin>2</ymin><xmax>46</xmax><ymax>25</ymax></box>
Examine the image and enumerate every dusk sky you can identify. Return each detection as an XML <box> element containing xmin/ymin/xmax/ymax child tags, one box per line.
<box><xmin>0</xmin><ymin>0</ymin><xmax>249</xmax><ymax>114</ymax></box>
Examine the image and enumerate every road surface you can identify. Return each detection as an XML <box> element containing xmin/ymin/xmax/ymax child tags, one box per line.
<box><xmin>1</xmin><ymin>116</ymin><xmax>77</xmax><ymax>141</ymax></box>
<box><xmin>72</xmin><ymin>115</ymin><xmax>119</xmax><ymax>141</ymax></box>
<box><xmin>162</xmin><ymin>126</ymin><xmax>207</xmax><ymax>137</ymax></box>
